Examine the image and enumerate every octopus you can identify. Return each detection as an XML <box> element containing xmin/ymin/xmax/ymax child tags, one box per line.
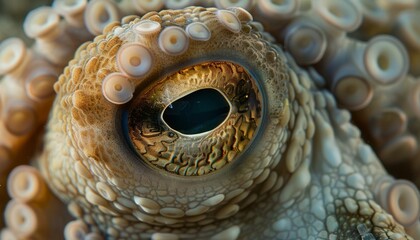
<box><xmin>0</xmin><ymin>0</ymin><xmax>420</xmax><ymax>239</ymax></box>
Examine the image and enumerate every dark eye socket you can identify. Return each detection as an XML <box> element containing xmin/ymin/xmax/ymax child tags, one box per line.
<box><xmin>162</xmin><ymin>88</ymin><xmax>231</xmax><ymax>135</ymax></box>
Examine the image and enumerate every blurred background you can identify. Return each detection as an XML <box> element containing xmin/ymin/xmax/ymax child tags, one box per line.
<box><xmin>0</xmin><ymin>0</ymin><xmax>53</xmax><ymax>42</ymax></box>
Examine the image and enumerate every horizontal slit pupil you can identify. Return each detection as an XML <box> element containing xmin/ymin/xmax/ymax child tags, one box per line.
<box><xmin>163</xmin><ymin>88</ymin><xmax>230</xmax><ymax>134</ymax></box>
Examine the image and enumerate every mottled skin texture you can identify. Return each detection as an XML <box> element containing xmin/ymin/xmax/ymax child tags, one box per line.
<box><xmin>37</xmin><ymin>8</ymin><xmax>412</xmax><ymax>239</ymax></box>
<box><xmin>0</xmin><ymin>1</ymin><xmax>420</xmax><ymax>240</ymax></box>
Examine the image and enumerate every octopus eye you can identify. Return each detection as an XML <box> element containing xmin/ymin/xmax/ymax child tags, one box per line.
<box><xmin>161</xmin><ymin>88</ymin><xmax>230</xmax><ymax>135</ymax></box>
<box><xmin>126</xmin><ymin>62</ymin><xmax>264</xmax><ymax>176</ymax></box>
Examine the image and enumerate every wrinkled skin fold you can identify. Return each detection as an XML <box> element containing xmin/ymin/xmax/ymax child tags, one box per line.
<box><xmin>0</xmin><ymin>1</ymin><xmax>420</xmax><ymax>240</ymax></box>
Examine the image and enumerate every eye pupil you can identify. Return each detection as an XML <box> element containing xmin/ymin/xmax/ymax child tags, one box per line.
<box><xmin>162</xmin><ymin>88</ymin><xmax>230</xmax><ymax>135</ymax></box>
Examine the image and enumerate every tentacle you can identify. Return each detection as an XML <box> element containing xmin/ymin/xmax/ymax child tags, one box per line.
<box><xmin>64</xmin><ymin>219</ymin><xmax>105</xmax><ymax>240</ymax></box>
<box><xmin>0</xmin><ymin>2</ymin><xmax>94</xmax><ymax>228</ymax></box>
<box><xmin>3</xmin><ymin>165</ymin><xmax>71</xmax><ymax>239</ymax></box>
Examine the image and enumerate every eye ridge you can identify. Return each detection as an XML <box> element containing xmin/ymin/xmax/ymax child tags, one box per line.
<box><xmin>127</xmin><ymin>61</ymin><xmax>264</xmax><ymax>176</ymax></box>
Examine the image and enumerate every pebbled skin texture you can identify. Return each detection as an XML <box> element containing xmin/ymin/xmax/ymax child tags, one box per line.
<box><xmin>0</xmin><ymin>1</ymin><xmax>420</xmax><ymax>240</ymax></box>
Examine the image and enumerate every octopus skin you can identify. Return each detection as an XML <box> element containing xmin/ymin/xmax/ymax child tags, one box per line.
<box><xmin>0</xmin><ymin>0</ymin><xmax>420</xmax><ymax>239</ymax></box>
